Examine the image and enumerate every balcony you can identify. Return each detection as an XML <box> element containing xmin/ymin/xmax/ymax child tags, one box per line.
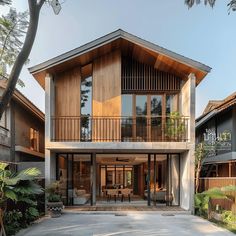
<box><xmin>0</xmin><ymin>126</ymin><xmax>10</xmax><ymax>147</ymax></box>
<box><xmin>51</xmin><ymin>116</ymin><xmax>189</xmax><ymax>142</ymax></box>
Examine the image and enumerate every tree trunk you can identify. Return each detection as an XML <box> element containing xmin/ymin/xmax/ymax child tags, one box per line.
<box><xmin>195</xmin><ymin>159</ymin><xmax>202</xmax><ymax>193</ymax></box>
<box><xmin>0</xmin><ymin>0</ymin><xmax>45</xmax><ymax>119</ymax></box>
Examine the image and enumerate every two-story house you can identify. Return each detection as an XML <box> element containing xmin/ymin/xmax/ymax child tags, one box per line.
<box><xmin>0</xmin><ymin>80</ymin><xmax>45</xmax><ymax>174</ymax></box>
<box><xmin>196</xmin><ymin>92</ymin><xmax>236</xmax><ymax>178</ymax></box>
<box><xmin>29</xmin><ymin>30</ymin><xmax>211</xmax><ymax>211</ymax></box>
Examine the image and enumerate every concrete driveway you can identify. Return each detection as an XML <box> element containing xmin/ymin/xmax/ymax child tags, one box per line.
<box><xmin>17</xmin><ymin>212</ymin><xmax>234</xmax><ymax>236</ymax></box>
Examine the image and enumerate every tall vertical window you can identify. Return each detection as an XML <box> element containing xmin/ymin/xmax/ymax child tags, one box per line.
<box><xmin>30</xmin><ymin>128</ymin><xmax>39</xmax><ymax>151</ymax></box>
<box><xmin>136</xmin><ymin>95</ymin><xmax>147</xmax><ymax>141</ymax></box>
<box><xmin>166</xmin><ymin>94</ymin><xmax>178</xmax><ymax>115</ymax></box>
<box><xmin>81</xmin><ymin>76</ymin><xmax>92</xmax><ymax>116</ymax></box>
<box><xmin>121</xmin><ymin>95</ymin><xmax>133</xmax><ymax>141</ymax></box>
<box><xmin>151</xmin><ymin>95</ymin><xmax>162</xmax><ymax>141</ymax></box>
<box><xmin>80</xmin><ymin>76</ymin><xmax>92</xmax><ymax>141</ymax></box>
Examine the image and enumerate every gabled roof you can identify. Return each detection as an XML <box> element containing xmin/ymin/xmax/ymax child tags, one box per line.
<box><xmin>0</xmin><ymin>80</ymin><xmax>44</xmax><ymax>121</ymax></box>
<box><xmin>29</xmin><ymin>29</ymin><xmax>211</xmax><ymax>89</ymax></box>
<box><xmin>196</xmin><ymin>92</ymin><xmax>236</xmax><ymax>129</ymax></box>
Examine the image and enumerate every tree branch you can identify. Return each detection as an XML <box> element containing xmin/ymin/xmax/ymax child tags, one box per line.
<box><xmin>0</xmin><ymin>1</ymin><xmax>44</xmax><ymax>118</ymax></box>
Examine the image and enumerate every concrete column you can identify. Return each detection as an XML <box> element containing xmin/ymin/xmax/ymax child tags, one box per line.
<box><xmin>45</xmin><ymin>149</ymin><xmax>56</xmax><ymax>187</ymax></box>
<box><xmin>179</xmin><ymin>73</ymin><xmax>196</xmax><ymax>213</ymax></box>
<box><xmin>90</xmin><ymin>153</ymin><xmax>96</xmax><ymax>206</ymax></box>
<box><xmin>45</xmin><ymin>73</ymin><xmax>55</xmax><ymax>188</ymax></box>
<box><xmin>147</xmin><ymin>154</ymin><xmax>151</xmax><ymax>206</ymax></box>
<box><xmin>45</xmin><ymin>73</ymin><xmax>55</xmax><ymax>145</ymax></box>
<box><xmin>180</xmin><ymin>147</ymin><xmax>195</xmax><ymax>212</ymax></box>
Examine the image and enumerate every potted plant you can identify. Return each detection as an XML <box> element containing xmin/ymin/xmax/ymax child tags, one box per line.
<box><xmin>46</xmin><ymin>181</ymin><xmax>63</xmax><ymax>218</ymax></box>
<box><xmin>165</xmin><ymin>112</ymin><xmax>186</xmax><ymax>141</ymax></box>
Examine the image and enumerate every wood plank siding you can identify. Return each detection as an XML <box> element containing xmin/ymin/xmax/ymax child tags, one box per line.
<box><xmin>121</xmin><ymin>57</ymin><xmax>181</xmax><ymax>93</ymax></box>
<box><xmin>92</xmin><ymin>51</ymin><xmax>121</xmax><ymax>141</ymax></box>
<box><xmin>55</xmin><ymin>67</ymin><xmax>81</xmax><ymax>140</ymax></box>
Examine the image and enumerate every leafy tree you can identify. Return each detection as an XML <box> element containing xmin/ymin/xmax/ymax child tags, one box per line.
<box><xmin>0</xmin><ymin>0</ymin><xmax>61</xmax><ymax>119</ymax></box>
<box><xmin>185</xmin><ymin>0</ymin><xmax>236</xmax><ymax>12</ymax></box>
<box><xmin>195</xmin><ymin>142</ymin><xmax>208</xmax><ymax>193</ymax></box>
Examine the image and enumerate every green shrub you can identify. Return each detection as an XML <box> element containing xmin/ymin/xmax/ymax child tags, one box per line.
<box><xmin>222</xmin><ymin>211</ymin><xmax>236</xmax><ymax>225</ymax></box>
<box><xmin>4</xmin><ymin>210</ymin><xmax>23</xmax><ymax>235</ymax></box>
<box><xmin>47</xmin><ymin>193</ymin><xmax>61</xmax><ymax>202</ymax></box>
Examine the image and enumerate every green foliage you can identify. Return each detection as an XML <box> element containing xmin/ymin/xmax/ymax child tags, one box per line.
<box><xmin>222</xmin><ymin>210</ymin><xmax>236</xmax><ymax>225</ymax></box>
<box><xmin>46</xmin><ymin>181</ymin><xmax>62</xmax><ymax>202</ymax></box>
<box><xmin>0</xmin><ymin>162</ymin><xmax>43</xmax><ymax>235</ymax></box>
<box><xmin>0</xmin><ymin>6</ymin><xmax>28</xmax><ymax>86</ymax></box>
<box><xmin>195</xmin><ymin>185</ymin><xmax>236</xmax><ymax>217</ymax></box>
<box><xmin>4</xmin><ymin>210</ymin><xmax>22</xmax><ymax>235</ymax></box>
<box><xmin>195</xmin><ymin>193</ymin><xmax>210</xmax><ymax>217</ymax></box>
<box><xmin>185</xmin><ymin>0</ymin><xmax>236</xmax><ymax>13</ymax></box>
<box><xmin>195</xmin><ymin>142</ymin><xmax>208</xmax><ymax>167</ymax></box>
<box><xmin>47</xmin><ymin>193</ymin><xmax>61</xmax><ymax>202</ymax></box>
<box><xmin>165</xmin><ymin>112</ymin><xmax>186</xmax><ymax>140</ymax></box>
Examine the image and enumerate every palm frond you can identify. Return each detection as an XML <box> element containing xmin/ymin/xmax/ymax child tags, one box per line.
<box><xmin>13</xmin><ymin>181</ymin><xmax>43</xmax><ymax>195</ymax></box>
<box><xmin>0</xmin><ymin>162</ymin><xmax>9</xmax><ymax>170</ymax></box>
<box><xmin>5</xmin><ymin>168</ymin><xmax>41</xmax><ymax>185</ymax></box>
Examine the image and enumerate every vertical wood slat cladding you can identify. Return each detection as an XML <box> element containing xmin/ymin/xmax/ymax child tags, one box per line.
<box><xmin>55</xmin><ymin>67</ymin><xmax>81</xmax><ymax>141</ymax></box>
<box><xmin>93</xmin><ymin>51</ymin><xmax>121</xmax><ymax>141</ymax></box>
<box><xmin>121</xmin><ymin>57</ymin><xmax>181</xmax><ymax>93</ymax></box>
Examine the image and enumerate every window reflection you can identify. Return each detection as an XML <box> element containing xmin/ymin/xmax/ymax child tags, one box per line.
<box><xmin>151</xmin><ymin>95</ymin><xmax>162</xmax><ymax>141</ymax></box>
<box><xmin>136</xmin><ymin>95</ymin><xmax>147</xmax><ymax>116</ymax></box>
<box><xmin>81</xmin><ymin>76</ymin><xmax>92</xmax><ymax>141</ymax></box>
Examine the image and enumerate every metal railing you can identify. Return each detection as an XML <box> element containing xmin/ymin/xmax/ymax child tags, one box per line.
<box><xmin>51</xmin><ymin>116</ymin><xmax>189</xmax><ymax>142</ymax></box>
<box><xmin>0</xmin><ymin>126</ymin><xmax>10</xmax><ymax>146</ymax></box>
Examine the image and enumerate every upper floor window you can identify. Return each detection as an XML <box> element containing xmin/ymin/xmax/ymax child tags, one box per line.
<box><xmin>30</xmin><ymin>128</ymin><xmax>39</xmax><ymax>152</ymax></box>
<box><xmin>81</xmin><ymin>76</ymin><xmax>92</xmax><ymax>116</ymax></box>
<box><xmin>0</xmin><ymin>111</ymin><xmax>6</xmax><ymax>128</ymax></box>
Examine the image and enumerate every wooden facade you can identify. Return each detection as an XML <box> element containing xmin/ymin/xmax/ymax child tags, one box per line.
<box><xmin>92</xmin><ymin>51</ymin><xmax>121</xmax><ymax>141</ymax></box>
<box><xmin>122</xmin><ymin>57</ymin><xmax>181</xmax><ymax>93</ymax></box>
<box><xmin>52</xmin><ymin>50</ymin><xmax>190</xmax><ymax>142</ymax></box>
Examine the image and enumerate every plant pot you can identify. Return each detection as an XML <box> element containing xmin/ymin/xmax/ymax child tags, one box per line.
<box><xmin>47</xmin><ymin>201</ymin><xmax>63</xmax><ymax>218</ymax></box>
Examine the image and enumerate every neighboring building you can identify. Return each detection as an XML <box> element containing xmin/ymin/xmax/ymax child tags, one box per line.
<box><xmin>0</xmin><ymin>80</ymin><xmax>45</xmax><ymax>174</ymax></box>
<box><xmin>29</xmin><ymin>29</ymin><xmax>211</xmax><ymax>211</ymax></box>
<box><xmin>196</xmin><ymin>92</ymin><xmax>236</xmax><ymax>178</ymax></box>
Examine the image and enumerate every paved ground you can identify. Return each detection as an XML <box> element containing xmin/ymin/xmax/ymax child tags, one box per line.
<box><xmin>17</xmin><ymin>212</ymin><xmax>234</xmax><ymax>236</ymax></box>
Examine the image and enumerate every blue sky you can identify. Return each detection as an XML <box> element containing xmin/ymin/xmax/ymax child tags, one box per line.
<box><xmin>1</xmin><ymin>0</ymin><xmax>236</xmax><ymax>117</ymax></box>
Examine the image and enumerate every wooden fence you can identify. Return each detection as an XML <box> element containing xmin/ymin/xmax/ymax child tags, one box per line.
<box><xmin>199</xmin><ymin>177</ymin><xmax>236</xmax><ymax>211</ymax></box>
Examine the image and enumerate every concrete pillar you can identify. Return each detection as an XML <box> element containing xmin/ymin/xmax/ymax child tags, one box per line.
<box><xmin>45</xmin><ymin>149</ymin><xmax>56</xmax><ymax>187</ymax></box>
<box><xmin>90</xmin><ymin>153</ymin><xmax>96</xmax><ymax>206</ymax></box>
<box><xmin>179</xmin><ymin>73</ymin><xmax>196</xmax><ymax>213</ymax></box>
<box><xmin>45</xmin><ymin>73</ymin><xmax>55</xmax><ymax>144</ymax></box>
<box><xmin>45</xmin><ymin>73</ymin><xmax>55</xmax><ymax>188</ymax></box>
<box><xmin>147</xmin><ymin>154</ymin><xmax>151</xmax><ymax>206</ymax></box>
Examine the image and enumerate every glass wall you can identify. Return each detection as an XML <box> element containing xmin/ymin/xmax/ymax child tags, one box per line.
<box><xmin>100</xmin><ymin>165</ymin><xmax>133</xmax><ymax>190</ymax></box>
<box><xmin>136</xmin><ymin>95</ymin><xmax>147</xmax><ymax>141</ymax></box>
<box><xmin>57</xmin><ymin>154</ymin><xmax>91</xmax><ymax>206</ymax></box>
<box><xmin>121</xmin><ymin>94</ymin><xmax>178</xmax><ymax>141</ymax></box>
<box><xmin>151</xmin><ymin>95</ymin><xmax>162</xmax><ymax>141</ymax></box>
<box><xmin>121</xmin><ymin>95</ymin><xmax>133</xmax><ymax>141</ymax></box>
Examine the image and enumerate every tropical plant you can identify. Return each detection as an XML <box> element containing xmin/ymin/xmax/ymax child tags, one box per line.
<box><xmin>0</xmin><ymin>162</ymin><xmax>43</xmax><ymax>236</ymax></box>
<box><xmin>46</xmin><ymin>181</ymin><xmax>63</xmax><ymax>218</ymax></box>
<box><xmin>46</xmin><ymin>181</ymin><xmax>61</xmax><ymax>202</ymax></box>
<box><xmin>165</xmin><ymin>112</ymin><xmax>186</xmax><ymax>141</ymax></box>
<box><xmin>195</xmin><ymin>185</ymin><xmax>236</xmax><ymax>218</ymax></box>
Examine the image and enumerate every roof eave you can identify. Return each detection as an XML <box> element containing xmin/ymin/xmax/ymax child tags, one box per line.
<box><xmin>28</xmin><ymin>29</ymin><xmax>211</xmax><ymax>76</ymax></box>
